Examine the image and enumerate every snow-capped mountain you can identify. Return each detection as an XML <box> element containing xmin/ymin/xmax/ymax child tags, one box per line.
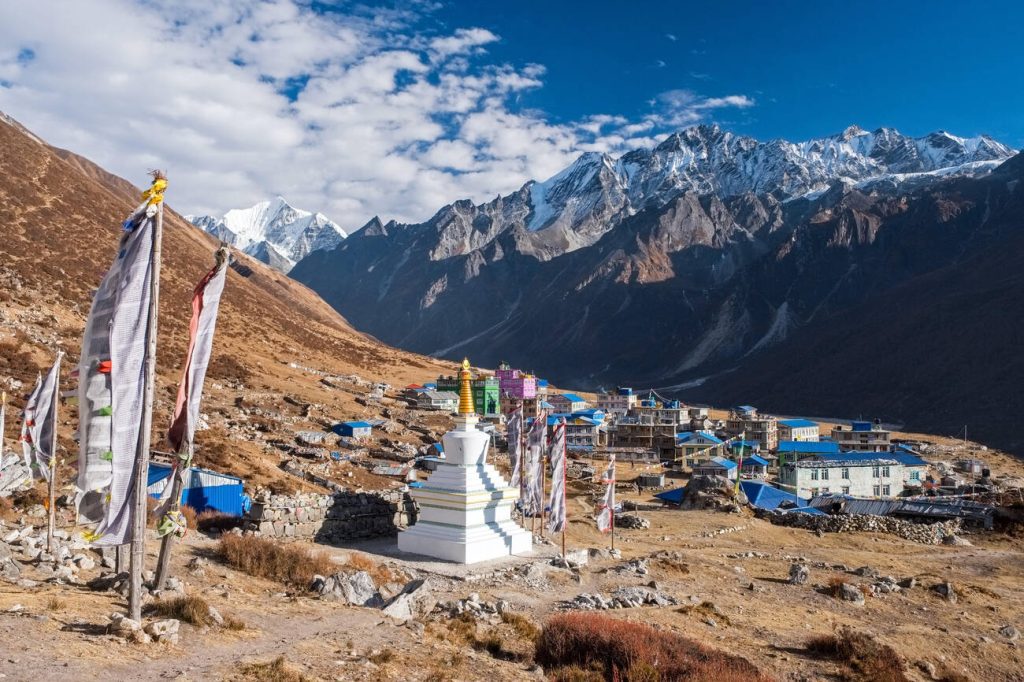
<box><xmin>188</xmin><ymin>197</ymin><xmax>347</xmax><ymax>272</ymax></box>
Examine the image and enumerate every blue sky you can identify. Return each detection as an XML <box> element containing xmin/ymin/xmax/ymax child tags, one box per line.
<box><xmin>0</xmin><ymin>0</ymin><xmax>1020</xmax><ymax>227</ymax></box>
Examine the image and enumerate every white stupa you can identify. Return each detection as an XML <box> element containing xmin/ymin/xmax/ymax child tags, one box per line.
<box><xmin>398</xmin><ymin>358</ymin><xmax>532</xmax><ymax>563</ymax></box>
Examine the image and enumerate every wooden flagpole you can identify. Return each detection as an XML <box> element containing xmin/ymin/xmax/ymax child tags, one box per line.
<box><xmin>154</xmin><ymin>439</ymin><xmax>189</xmax><ymax>589</ymax></box>
<box><xmin>129</xmin><ymin>199</ymin><xmax>163</xmax><ymax>621</ymax></box>
<box><xmin>610</xmin><ymin>456</ymin><xmax>616</xmax><ymax>553</ymax></box>
<box><xmin>46</xmin><ymin>354</ymin><xmax>62</xmax><ymax>555</ymax></box>
<box><xmin>561</xmin><ymin>422</ymin><xmax>567</xmax><ymax>558</ymax></box>
<box><xmin>540</xmin><ymin>443</ymin><xmax>546</xmax><ymax>538</ymax></box>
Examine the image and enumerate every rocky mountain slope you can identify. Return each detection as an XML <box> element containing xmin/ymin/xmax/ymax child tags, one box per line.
<box><xmin>0</xmin><ymin>112</ymin><xmax>449</xmax><ymax>491</ymax></box>
<box><xmin>188</xmin><ymin>197</ymin><xmax>347</xmax><ymax>272</ymax></box>
<box><xmin>291</xmin><ymin>125</ymin><xmax>1022</xmax><ymax>452</ymax></box>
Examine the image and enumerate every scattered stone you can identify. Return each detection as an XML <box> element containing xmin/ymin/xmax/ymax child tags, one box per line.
<box><xmin>999</xmin><ymin>625</ymin><xmax>1019</xmax><ymax>641</ymax></box>
<box><xmin>838</xmin><ymin>583</ymin><xmax>865</xmax><ymax>605</ymax></box>
<box><xmin>144</xmin><ymin>618</ymin><xmax>180</xmax><ymax>644</ymax></box>
<box><xmin>164</xmin><ymin>577</ymin><xmax>184</xmax><ymax>593</ymax></box>
<box><xmin>933</xmin><ymin>582</ymin><xmax>957</xmax><ymax>604</ymax></box>
<box><xmin>381</xmin><ymin>579</ymin><xmax>435</xmax><ymax>622</ymax></box>
<box><xmin>612</xmin><ymin>558</ymin><xmax>649</xmax><ymax>576</ymax></box>
<box><xmin>942</xmin><ymin>534</ymin><xmax>972</xmax><ymax>547</ymax></box>
<box><xmin>853</xmin><ymin>566</ymin><xmax>879</xmax><ymax>578</ymax></box>
<box><xmin>311</xmin><ymin>571</ymin><xmax>382</xmax><ymax>607</ymax></box>
<box><xmin>72</xmin><ymin>554</ymin><xmax>96</xmax><ymax>571</ymax></box>
<box><xmin>615</xmin><ymin>514</ymin><xmax>650</xmax><ymax>530</ymax></box>
<box><xmin>560</xmin><ymin>586</ymin><xmax>677</xmax><ymax>611</ymax></box>
<box><xmin>898</xmin><ymin>577</ymin><xmax>917</xmax><ymax>589</ymax></box>
<box><xmin>788</xmin><ymin>563</ymin><xmax>810</xmax><ymax>585</ymax></box>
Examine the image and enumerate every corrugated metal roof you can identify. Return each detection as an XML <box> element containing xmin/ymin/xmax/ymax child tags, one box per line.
<box><xmin>777</xmin><ymin>440</ymin><xmax>841</xmax><ymax>454</ymax></box>
<box><xmin>741</xmin><ymin>481</ymin><xmax>825</xmax><ymax>515</ymax></box>
<box><xmin>779</xmin><ymin>418</ymin><xmax>818</xmax><ymax>428</ymax></box>
<box><xmin>557</xmin><ymin>393</ymin><xmax>585</xmax><ymax>403</ymax></box>
<box><xmin>742</xmin><ymin>455</ymin><xmax>770</xmax><ymax>467</ymax></box>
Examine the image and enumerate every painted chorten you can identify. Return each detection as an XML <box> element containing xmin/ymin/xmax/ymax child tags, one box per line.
<box><xmin>397</xmin><ymin>358</ymin><xmax>532</xmax><ymax>563</ymax></box>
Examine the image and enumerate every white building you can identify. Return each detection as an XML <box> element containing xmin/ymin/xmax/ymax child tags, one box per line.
<box><xmin>832</xmin><ymin>421</ymin><xmax>891</xmax><ymax>452</ymax></box>
<box><xmin>780</xmin><ymin>457</ymin><xmax>905</xmax><ymax>499</ymax></box>
<box><xmin>596</xmin><ymin>388</ymin><xmax>637</xmax><ymax>416</ymax></box>
<box><xmin>777</xmin><ymin>418</ymin><xmax>819</xmax><ymax>442</ymax></box>
<box><xmin>416</xmin><ymin>390</ymin><xmax>460</xmax><ymax>412</ymax></box>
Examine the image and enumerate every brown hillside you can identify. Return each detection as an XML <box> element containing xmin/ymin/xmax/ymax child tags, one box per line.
<box><xmin>0</xmin><ymin>112</ymin><xmax>454</xmax><ymax>492</ymax></box>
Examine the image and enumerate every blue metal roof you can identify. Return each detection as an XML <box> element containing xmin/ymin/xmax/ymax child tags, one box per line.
<box><xmin>777</xmin><ymin>440</ymin><xmax>841</xmax><ymax>454</ymax></box>
<box><xmin>694</xmin><ymin>456</ymin><xmax>737</xmax><ymax>470</ymax></box>
<box><xmin>729</xmin><ymin>440</ymin><xmax>760</xmax><ymax>450</ymax></box>
<box><xmin>816</xmin><ymin>451</ymin><xmax>899</xmax><ymax>463</ymax></box>
<box><xmin>676</xmin><ymin>431</ymin><xmax>723</xmax><ymax>444</ymax></box>
<box><xmin>742</xmin><ymin>455</ymin><xmax>770</xmax><ymax>467</ymax></box>
<box><xmin>736</xmin><ymin>405</ymin><xmax>756</xmax><ymax>412</ymax></box>
<box><xmin>540</xmin><ymin>401</ymin><xmax>554</xmax><ymax>409</ymax></box>
<box><xmin>740</xmin><ymin>481</ymin><xmax>824</xmax><ymax>515</ymax></box>
<box><xmin>779</xmin><ymin>418</ymin><xmax>818</xmax><ymax>429</ymax></box>
<box><xmin>558</xmin><ymin>393</ymin><xmax>585</xmax><ymax>403</ymax></box>
<box><xmin>342</xmin><ymin>421</ymin><xmax>372</xmax><ymax>428</ymax></box>
<box><xmin>655</xmin><ymin>487</ymin><xmax>685</xmax><ymax>504</ymax></box>
<box><xmin>851</xmin><ymin>420</ymin><xmax>873</xmax><ymax>432</ymax></box>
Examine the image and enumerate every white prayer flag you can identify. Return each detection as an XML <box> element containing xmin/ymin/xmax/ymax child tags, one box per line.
<box><xmin>547</xmin><ymin>418</ymin><xmax>567</xmax><ymax>534</ymax></box>
<box><xmin>525</xmin><ymin>411</ymin><xmax>547</xmax><ymax>516</ymax></box>
<box><xmin>21</xmin><ymin>354</ymin><xmax>62</xmax><ymax>482</ymax></box>
<box><xmin>76</xmin><ymin>200</ymin><xmax>158</xmax><ymax>545</ymax></box>
<box><xmin>506</xmin><ymin>407</ymin><xmax>523</xmax><ymax>488</ymax></box>
<box><xmin>596</xmin><ymin>455</ymin><xmax>616</xmax><ymax>533</ymax></box>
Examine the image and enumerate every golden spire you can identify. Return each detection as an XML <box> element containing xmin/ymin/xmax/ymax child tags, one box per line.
<box><xmin>458</xmin><ymin>358</ymin><xmax>474</xmax><ymax>415</ymax></box>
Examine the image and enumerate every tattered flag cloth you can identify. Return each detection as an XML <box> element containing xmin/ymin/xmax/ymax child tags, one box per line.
<box><xmin>21</xmin><ymin>354</ymin><xmax>62</xmax><ymax>482</ymax></box>
<box><xmin>76</xmin><ymin>198</ymin><xmax>158</xmax><ymax>546</ymax></box>
<box><xmin>525</xmin><ymin>411</ymin><xmax>547</xmax><ymax>517</ymax></box>
<box><xmin>547</xmin><ymin>418</ymin><xmax>567</xmax><ymax>534</ymax></box>
<box><xmin>1</xmin><ymin>391</ymin><xmax>7</xmax><ymax>471</ymax></box>
<box><xmin>158</xmin><ymin>247</ymin><xmax>229</xmax><ymax>535</ymax></box>
<box><xmin>506</xmin><ymin>407</ymin><xmax>523</xmax><ymax>488</ymax></box>
<box><xmin>597</xmin><ymin>455</ymin><xmax>616</xmax><ymax>533</ymax></box>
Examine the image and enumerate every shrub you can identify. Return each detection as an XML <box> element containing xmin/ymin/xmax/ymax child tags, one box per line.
<box><xmin>535</xmin><ymin>613</ymin><xmax>772</xmax><ymax>681</ymax></box>
<box><xmin>237</xmin><ymin>656</ymin><xmax>308</xmax><ymax>682</ymax></box>
<box><xmin>806</xmin><ymin>627</ymin><xmax>908</xmax><ymax>682</ymax></box>
<box><xmin>368</xmin><ymin>648</ymin><xmax>396</xmax><ymax>665</ymax></box>
<box><xmin>218</xmin><ymin>533</ymin><xmax>335</xmax><ymax>587</ymax></box>
<box><xmin>147</xmin><ymin>595</ymin><xmax>216</xmax><ymax>627</ymax></box>
<box><xmin>196</xmin><ymin>510</ymin><xmax>243</xmax><ymax>533</ymax></box>
<box><xmin>501</xmin><ymin>611</ymin><xmax>541</xmax><ymax>642</ymax></box>
<box><xmin>46</xmin><ymin>596</ymin><xmax>67</xmax><ymax>612</ymax></box>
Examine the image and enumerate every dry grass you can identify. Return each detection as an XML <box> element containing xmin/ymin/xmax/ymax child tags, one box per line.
<box><xmin>343</xmin><ymin>552</ymin><xmax>398</xmax><ymax>585</ymax></box>
<box><xmin>367</xmin><ymin>648</ymin><xmax>396</xmax><ymax>665</ymax></box>
<box><xmin>218</xmin><ymin>533</ymin><xmax>335</xmax><ymax>587</ymax></box>
<box><xmin>236</xmin><ymin>656</ymin><xmax>308</xmax><ymax>682</ymax></box>
<box><xmin>535</xmin><ymin>613</ymin><xmax>771</xmax><ymax>681</ymax></box>
<box><xmin>0</xmin><ymin>496</ymin><xmax>15</xmax><ymax>522</ymax></box>
<box><xmin>678</xmin><ymin>600</ymin><xmax>731</xmax><ymax>626</ymax></box>
<box><xmin>501</xmin><ymin>611</ymin><xmax>541</xmax><ymax>642</ymax></box>
<box><xmin>147</xmin><ymin>595</ymin><xmax>216</xmax><ymax>627</ymax></box>
<box><xmin>46</xmin><ymin>597</ymin><xmax>67</xmax><ymax>612</ymax></box>
<box><xmin>806</xmin><ymin>627</ymin><xmax>908</xmax><ymax>682</ymax></box>
<box><xmin>196</xmin><ymin>510</ymin><xmax>243</xmax><ymax>533</ymax></box>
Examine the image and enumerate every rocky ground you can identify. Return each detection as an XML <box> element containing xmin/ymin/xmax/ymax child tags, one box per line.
<box><xmin>1</xmin><ymin>467</ymin><xmax>1022</xmax><ymax>682</ymax></box>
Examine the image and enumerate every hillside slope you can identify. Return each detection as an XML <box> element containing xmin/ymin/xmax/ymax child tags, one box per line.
<box><xmin>0</xmin><ymin>112</ymin><xmax>452</xmax><ymax>491</ymax></box>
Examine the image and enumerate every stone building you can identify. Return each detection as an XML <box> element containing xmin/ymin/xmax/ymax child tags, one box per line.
<box><xmin>724</xmin><ymin>405</ymin><xmax>778</xmax><ymax>452</ymax></box>
<box><xmin>831</xmin><ymin>420</ymin><xmax>891</xmax><ymax>452</ymax></box>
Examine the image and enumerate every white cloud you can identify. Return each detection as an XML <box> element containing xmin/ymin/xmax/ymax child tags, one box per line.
<box><xmin>0</xmin><ymin>1</ymin><xmax>757</xmax><ymax>228</ymax></box>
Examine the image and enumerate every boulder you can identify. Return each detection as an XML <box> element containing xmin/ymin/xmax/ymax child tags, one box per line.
<box><xmin>838</xmin><ymin>583</ymin><xmax>865</xmax><ymax>605</ymax></box>
<box><xmin>381</xmin><ymin>579</ymin><xmax>435</xmax><ymax>622</ymax></box>
<box><xmin>788</xmin><ymin>563</ymin><xmax>810</xmax><ymax>585</ymax></box>
<box><xmin>144</xmin><ymin>619</ymin><xmax>180</xmax><ymax>637</ymax></box>
<box><xmin>999</xmin><ymin>625</ymin><xmax>1019</xmax><ymax>641</ymax></box>
<box><xmin>0</xmin><ymin>557</ymin><xmax>21</xmax><ymax>581</ymax></box>
<box><xmin>933</xmin><ymin>582</ymin><xmax>957</xmax><ymax>604</ymax></box>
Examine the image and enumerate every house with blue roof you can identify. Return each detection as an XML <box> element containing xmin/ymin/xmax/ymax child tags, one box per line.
<box><xmin>776</xmin><ymin>440</ymin><xmax>840</xmax><ymax>463</ymax></box>
<box><xmin>546</xmin><ymin>412</ymin><xmax>607</xmax><ymax>448</ymax></box>
<box><xmin>675</xmin><ymin>431</ymin><xmax>724</xmax><ymax>465</ymax></box>
<box><xmin>693</xmin><ymin>456</ymin><xmax>737</xmax><ymax>481</ymax></box>
<box><xmin>740</xmin><ymin>455</ymin><xmax>770</xmax><ymax>478</ymax></box>
<box><xmin>728</xmin><ymin>439</ymin><xmax>761</xmax><ymax>454</ymax></box>
<box><xmin>333</xmin><ymin>421</ymin><xmax>373</xmax><ymax>438</ymax></box>
<box><xmin>817</xmin><ymin>449</ymin><xmax>930</xmax><ymax>487</ymax></box>
<box><xmin>777</xmin><ymin>418</ymin><xmax>819</xmax><ymax>442</ymax></box>
<box><xmin>740</xmin><ymin>481</ymin><xmax>824</xmax><ymax>515</ymax></box>
<box><xmin>781</xmin><ymin>453</ymin><xmax>907</xmax><ymax>499</ymax></box>
<box><xmin>549</xmin><ymin>393</ymin><xmax>588</xmax><ymax>413</ymax></box>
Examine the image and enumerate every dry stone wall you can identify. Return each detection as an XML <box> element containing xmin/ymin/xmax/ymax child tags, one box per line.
<box><xmin>245</xmin><ymin>490</ymin><xmax>416</xmax><ymax>542</ymax></box>
<box><xmin>755</xmin><ymin>509</ymin><xmax>961</xmax><ymax>544</ymax></box>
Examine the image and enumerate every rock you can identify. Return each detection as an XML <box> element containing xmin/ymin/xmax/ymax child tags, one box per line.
<box><xmin>942</xmin><ymin>534</ymin><xmax>972</xmax><ymax>546</ymax></box>
<box><xmin>898</xmin><ymin>577</ymin><xmax>917</xmax><ymax>589</ymax></box>
<box><xmin>72</xmin><ymin>554</ymin><xmax>96</xmax><ymax>571</ymax></box>
<box><xmin>788</xmin><ymin>563</ymin><xmax>810</xmax><ymax>585</ymax></box>
<box><xmin>207</xmin><ymin>605</ymin><xmax>224</xmax><ymax>626</ymax></box>
<box><xmin>26</xmin><ymin>505</ymin><xmax>45</xmax><ymax>518</ymax></box>
<box><xmin>563</xmin><ymin>549</ymin><xmax>589</xmax><ymax>566</ymax></box>
<box><xmin>838</xmin><ymin>583</ymin><xmax>865</xmax><ymax>605</ymax></box>
<box><xmin>933</xmin><ymin>582</ymin><xmax>957</xmax><ymax>604</ymax></box>
<box><xmin>311</xmin><ymin>571</ymin><xmax>382</xmax><ymax>607</ymax></box>
<box><xmin>0</xmin><ymin>558</ymin><xmax>21</xmax><ymax>581</ymax></box>
<box><xmin>88</xmin><ymin>571</ymin><xmax>129</xmax><ymax>592</ymax></box>
<box><xmin>144</xmin><ymin>619</ymin><xmax>180</xmax><ymax>637</ymax></box>
<box><xmin>2</xmin><ymin>530</ymin><xmax>20</xmax><ymax>544</ymax></box>
<box><xmin>110</xmin><ymin>613</ymin><xmax>142</xmax><ymax>635</ymax></box>
<box><xmin>999</xmin><ymin>625</ymin><xmax>1019</xmax><ymax>641</ymax></box>
<box><xmin>382</xmin><ymin>579</ymin><xmax>435</xmax><ymax>622</ymax></box>
<box><xmin>165</xmin><ymin>577</ymin><xmax>184</xmax><ymax>593</ymax></box>
<box><xmin>853</xmin><ymin>566</ymin><xmax>879</xmax><ymax>578</ymax></box>
<box><xmin>616</xmin><ymin>514</ymin><xmax>650</xmax><ymax>530</ymax></box>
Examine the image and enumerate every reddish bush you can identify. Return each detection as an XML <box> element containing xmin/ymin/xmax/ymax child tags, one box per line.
<box><xmin>806</xmin><ymin>627</ymin><xmax>908</xmax><ymax>682</ymax></box>
<box><xmin>535</xmin><ymin>613</ymin><xmax>772</xmax><ymax>681</ymax></box>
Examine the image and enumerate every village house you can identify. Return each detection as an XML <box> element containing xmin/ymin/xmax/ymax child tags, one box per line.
<box><xmin>831</xmin><ymin>420</ymin><xmax>891</xmax><ymax>452</ymax></box>
<box><xmin>549</xmin><ymin>393</ymin><xmax>588</xmax><ymax>413</ymax></box>
<box><xmin>777</xmin><ymin>418</ymin><xmax>820</xmax><ymax>441</ymax></box>
<box><xmin>596</xmin><ymin>387</ymin><xmax>637</xmax><ymax>416</ymax></box>
<box><xmin>675</xmin><ymin>431</ymin><xmax>725</xmax><ymax>466</ymax></box>
<box><xmin>692</xmin><ymin>456</ymin><xmax>738</xmax><ymax>481</ymax></box>
<box><xmin>416</xmin><ymin>390</ymin><xmax>460</xmax><ymax>412</ymax></box>
<box><xmin>725</xmin><ymin>405</ymin><xmax>778</xmax><ymax>452</ymax></box>
<box><xmin>333</xmin><ymin>421</ymin><xmax>373</xmax><ymax>439</ymax></box>
<box><xmin>728</xmin><ymin>439</ymin><xmax>760</xmax><ymax>455</ymax></box>
<box><xmin>437</xmin><ymin>372</ymin><xmax>501</xmax><ymax>418</ymax></box>
<box><xmin>614</xmin><ymin>397</ymin><xmax>692</xmax><ymax>458</ymax></box>
<box><xmin>776</xmin><ymin>440</ymin><xmax>841</xmax><ymax>461</ymax></box>
<box><xmin>740</xmin><ymin>455</ymin><xmax>771</xmax><ymax>478</ymax></box>
<box><xmin>780</xmin><ymin>456</ymin><xmax>905</xmax><ymax>499</ymax></box>
<box><xmin>494</xmin><ymin>362</ymin><xmax>538</xmax><ymax>404</ymax></box>
<box><xmin>548</xmin><ymin>414</ymin><xmax>608</xmax><ymax>449</ymax></box>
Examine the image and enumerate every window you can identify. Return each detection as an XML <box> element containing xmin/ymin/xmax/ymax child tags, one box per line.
<box><xmin>882</xmin><ymin>466</ymin><xmax>891</xmax><ymax>478</ymax></box>
<box><xmin>810</xmin><ymin>469</ymin><xmax>819</xmax><ymax>480</ymax></box>
<box><xmin>882</xmin><ymin>485</ymin><xmax>891</xmax><ymax>496</ymax></box>
<box><xmin>910</xmin><ymin>470</ymin><xmax>920</xmax><ymax>481</ymax></box>
<box><xmin>872</xmin><ymin>466</ymin><xmax>880</xmax><ymax>477</ymax></box>
<box><xmin>841</xmin><ymin>486</ymin><xmax>850</xmax><ymax>495</ymax></box>
<box><xmin>811</xmin><ymin>488</ymin><xmax>820</xmax><ymax>497</ymax></box>
<box><xmin>841</xmin><ymin>467</ymin><xmax>850</xmax><ymax>479</ymax></box>
<box><xmin>821</xmin><ymin>469</ymin><xmax>830</xmax><ymax>480</ymax></box>
<box><xmin>873</xmin><ymin>485</ymin><xmax>881</xmax><ymax>496</ymax></box>
<box><xmin>821</xmin><ymin>487</ymin><xmax>830</xmax><ymax>493</ymax></box>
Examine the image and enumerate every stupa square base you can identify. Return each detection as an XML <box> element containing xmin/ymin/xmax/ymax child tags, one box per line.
<box><xmin>397</xmin><ymin>521</ymin><xmax>532</xmax><ymax>564</ymax></box>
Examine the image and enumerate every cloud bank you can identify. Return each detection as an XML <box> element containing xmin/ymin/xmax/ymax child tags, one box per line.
<box><xmin>0</xmin><ymin>1</ymin><xmax>756</xmax><ymax>228</ymax></box>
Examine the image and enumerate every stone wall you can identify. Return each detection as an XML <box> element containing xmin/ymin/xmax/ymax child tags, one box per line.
<box><xmin>755</xmin><ymin>508</ymin><xmax>961</xmax><ymax>544</ymax></box>
<box><xmin>245</xmin><ymin>490</ymin><xmax>416</xmax><ymax>542</ymax></box>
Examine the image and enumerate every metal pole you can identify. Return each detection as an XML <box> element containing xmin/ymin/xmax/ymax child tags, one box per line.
<box><xmin>129</xmin><ymin>201</ymin><xmax>162</xmax><ymax>621</ymax></box>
